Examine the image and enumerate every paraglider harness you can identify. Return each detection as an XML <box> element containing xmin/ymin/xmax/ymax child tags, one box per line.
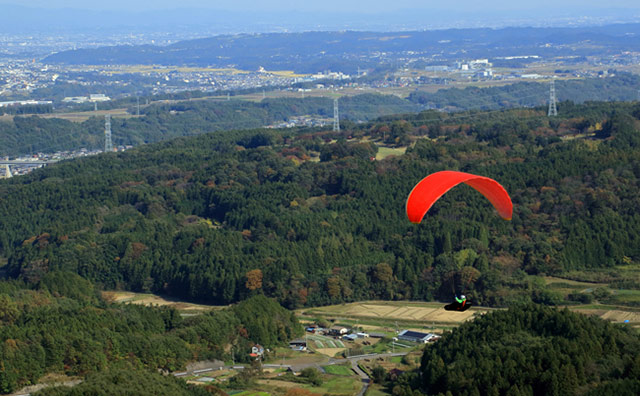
<box><xmin>445</xmin><ymin>294</ymin><xmax>471</xmax><ymax>311</ymax></box>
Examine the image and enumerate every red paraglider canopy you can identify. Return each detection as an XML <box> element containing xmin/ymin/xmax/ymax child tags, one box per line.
<box><xmin>406</xmin><ymin>171</ymin><xmax>512</xmax><ymax>223</ymax></box>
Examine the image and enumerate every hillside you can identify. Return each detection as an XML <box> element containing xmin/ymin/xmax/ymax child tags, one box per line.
<box><xmin>0</xmin><ymin>274</ymin><xmax>300</xmax><ymax>394</ymax></box>
<box><xmin>413</xmin><ymin>304</ymin><xmax>640</xmax><ymax>395</ymax></box>
<box><xmin>43</xmin><ymin>25</ymin><xmax>640</xmax><ymax>72</ymax></box>
<box><xmin>407</xmin><ymin>73</ymin><xmax>640</xmax><ymax>111</ymax></box>
<box><xmin>0</xmin><ymin>94</ymin><xmax>419</xmax><ymax>156</ymax></box>
<box><xmin>5</xmin><ymin>74</ymin><xmax>640</xmax><ymax>157</ymax></box>
<box><xmin>1</xmin><ymin>101</ymin><xmax>639</xmax><ymax>309</ymax></box>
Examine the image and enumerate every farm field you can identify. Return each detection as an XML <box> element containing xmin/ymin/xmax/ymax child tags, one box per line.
<box><xmin>302</xmin><ymin>301</ymin><xmax>489</xmax><ymax>325</ymax></box>
<box><xmin>568</xmin><ymin>305</ymin><xmax>640</xmax><ymax>329</ymax></box>
<box><xmin>41</xmin><ymin>108</ymin><xmax>138</xmax><ymax>123</ymax></box>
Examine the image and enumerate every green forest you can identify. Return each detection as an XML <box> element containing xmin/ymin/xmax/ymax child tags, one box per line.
<box><xmin>1</xmin><ymin>101</ymin><xmax>639</xmax><ymax>309</ymax></box>
<box><xmin>1</xmin><ymin>98</ymin><xmax>640</xmax><ymax>395</ymax></box>
<box><xmin>0</xmin><ymin>273</ymin><xmax>300</xmax><ymax>394</ymax></box>
<box><xmin>408</xmin><ymin>304</ymin><xmax>640</xmax><ymax>395</ymax></box>
<box><xmin>3</xmin><ymin>74</ymin><xmax>640</xmax><ymax>157</ymax></box>
<box><xmin>0</xmin><ymin>94</ymin><xmax>418</xmax><ymax>155</ymax></box>
<box><xmin>408</xmin><ymin>73</ymin><xmax>640</xmax><ymax>111</ymax></box>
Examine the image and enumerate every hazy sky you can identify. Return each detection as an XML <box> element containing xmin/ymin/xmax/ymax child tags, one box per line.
<box><xmin>1</xmin><ymin>0</ymin><xmax>639</xmax><ymax>12</ymax></box>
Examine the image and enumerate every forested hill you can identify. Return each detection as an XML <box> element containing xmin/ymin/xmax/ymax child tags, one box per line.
<box><xmin>408</xmin><ymin>73</ymin><xmax>640</xmax><ymax>111</ymax></box>
<box><xmin>1</xmin><ymin>101</ymin><xmax>640</xmax><ymax>308</ymax></box>
<box><xmin>2</xmin><ymin>75</ymin><xmax>640</xmax><ymax>157</ymax></box>
<box><xmin>0</xmin><ymin>275</ymin><xmax>301</xmax><ymax>394</ymax></box>
<box><xmin>43</xmin><ymin>24</ymin><xmax>640</xmax><ymax>72</ymax></box>
<box><xmin>414</xmin><ymin>304</ymin><xmax>640</xmax><ymax>395</ymax></box>
<box><xmin>0</xmin><ymin>94</ymin><xmax>418</xmax><ymax>156</ymax></box>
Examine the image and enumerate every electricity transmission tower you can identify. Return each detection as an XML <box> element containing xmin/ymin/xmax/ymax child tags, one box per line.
<box><xmin>104</xmin><ymin>114</ymin><xmax>113</xmax><ymax>152</ymax></box>
<box><xmin>548</xmin><ymin>79</ymin><xmax>558</xmax><ymax>117</ymax></box>
<box><xmin>333</xmin><ymin>98</ymin><xmax>340</xmax><ymax>132</ymax></box>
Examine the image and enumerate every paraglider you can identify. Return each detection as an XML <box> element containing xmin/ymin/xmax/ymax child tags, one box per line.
<box><xmin>444</xmin><ymin>294</ymin><xmax>470</xmax><ymax>311</ymax></box>
<box><xmin>406</xmin><ymin>170</ymin><xmax>512</xmax><ymax>224</ymax></box>
<box><xmin>406</xmin><ymin>171</ymin><xmax>513</xmax><ymax>312</ymax></box>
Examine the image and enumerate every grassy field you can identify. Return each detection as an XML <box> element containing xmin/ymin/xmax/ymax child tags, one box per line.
<box><xmin>365</xmin><ymin>384</ymin><xmax>391</xmax><ymax>396</ymax></box>
<box><xmin>263</xmin><ymin>348</ymin><xmax>329</xmax><ymax>366</ymax></box>
<box><xmin>607</xmin><ymin>289</ymin><xmax>640</xmax><ymax>305</ymax></box>
<box><xmin>311</xmin><ymin>376</ymin><xmax>362</xmax><ymax>395</ymax></box>
<box><xmin>230</xmin><ymin>391</ymin><xmax>270</xmax><ymax>396</ymax></box>
<box><xmin>375</xmin><ymin>146</ymin><xmax>407</xmax><ymax>160</ymax></box>
<box><xmin>322</xmin><ymin>365</ymin><xmax>354</xmax><ymax>376</ymax></box>
<box><xmin>256</xmin><ymin>376</ymin><xmax>361</xmax><ymax>396</ymax></box>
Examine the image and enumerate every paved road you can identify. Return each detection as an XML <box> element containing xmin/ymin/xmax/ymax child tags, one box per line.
<box><xmin>344</xmin><ymin>353</ymin><xmax>407</xmax><ymax>396</ymax></box>
<box><xmin>0</xmin><ymin>161</ymin><xmax>58</xmax><ymax>165</ymax></box>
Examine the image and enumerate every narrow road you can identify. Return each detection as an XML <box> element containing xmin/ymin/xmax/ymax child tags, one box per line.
<box><xmin>350</xmin><ymin>359</ymin><xmax>370</xmax><ymax>396</ymax></box>
<box><xmin>178</xmin><ymin>351</ymin><xmax>409</xmax><ymax>396</ymax></box>
<box><xmin>344</xmin><ymin>353</ymin><xmax>407</xmax><ymax>396</ymax></box>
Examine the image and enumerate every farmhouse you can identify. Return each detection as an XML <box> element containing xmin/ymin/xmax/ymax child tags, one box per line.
<box><xmin>342</xmin><ymin>334</ymin><xmax>358</xmax><ymax>341</ymax></box>
<box><xmin>397</xmin><ymin>330</ymin><xmax>439</xmax><ymax>343</ymax></box>
<box><xmin>289</xmin><ymin>339</ymin><xmax>307</xmax><ymax>351</ymax></box>
<box><xmin>328</xmin><ymin>326</ymin><xmax>349</xmax><ymax>336</ymax></box>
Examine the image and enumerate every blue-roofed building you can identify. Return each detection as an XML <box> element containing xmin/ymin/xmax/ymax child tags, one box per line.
<box><xmin>397</xmin><ymin>330</ymin><xmax>439</xmax><ymax>343</ymax></box>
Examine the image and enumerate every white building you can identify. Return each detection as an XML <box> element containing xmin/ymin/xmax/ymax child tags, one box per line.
<box><xmin>89</xmin><ymin>94</ymin><xmax>111</xmax><ymax>102</ymax></box>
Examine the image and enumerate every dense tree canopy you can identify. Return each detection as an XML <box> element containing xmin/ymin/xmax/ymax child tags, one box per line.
<box><xmin>0</xmin><ymin>94</ymin><xmax>418</xmax><ymax>156</ymax></box>
<box><xmin>0</xmin><ymin>275</ymin><xmax>300</xmax><ymax>394</ymax></box>
<box><xmin>1</xmin><ymin>101</ymin><xmax>640</xmax><ymax>310</ymax></box>
<box><xmin>416</xmin><ymin>304</ymin><xmax>640</xmax><ymax>396</ymax></box>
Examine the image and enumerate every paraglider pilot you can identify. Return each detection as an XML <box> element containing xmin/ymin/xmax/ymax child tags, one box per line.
<box><xmin>455</xmin><ymin>294</ymin><xmax>467</xmax><ymax>308</ymax></box>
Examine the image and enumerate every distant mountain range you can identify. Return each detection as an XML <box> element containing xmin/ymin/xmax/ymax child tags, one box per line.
<box><xmin>2</xmin><ymin>4</ymin><xmax>640</xmax><ymax>34</ymax></box>
<box><xmin>43</xmin><ymin>24</ymin><xmax>640</xmax><ymax>73</ymax></box>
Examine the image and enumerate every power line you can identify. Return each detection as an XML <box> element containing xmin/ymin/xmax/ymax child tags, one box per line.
<box><xmin>4</xmin><ymin>84</ymin><xmax>553</xmax><ymax>156</ymax></box>
<box><xmin>104</xmin><ymin>114</ymin><xmax>113</xmax><ymax>153</ymax></box>
<box><xmin>333</xmin><ymin>98</ymin><xmax>340</xmax><ymax>132</ymax></box>
<box><xmin>548</xmin><ymin>79</ymin><xmax>558</xmax><ymax>117</ymax></box>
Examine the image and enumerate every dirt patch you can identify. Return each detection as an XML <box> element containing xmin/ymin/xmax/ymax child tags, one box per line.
<box><xmin>101</xmin><ymin>291</ymin><xmax>223</xmax><ymax>312</ymax></box>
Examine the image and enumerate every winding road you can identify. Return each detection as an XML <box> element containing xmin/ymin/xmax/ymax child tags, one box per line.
<box><xmin>175</xmin><ymin>352</ymin><xmax>409</xmax><ymax>396</ymax></box>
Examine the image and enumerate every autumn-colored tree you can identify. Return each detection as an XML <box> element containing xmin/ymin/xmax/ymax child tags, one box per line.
<box><xmin>245</xmin><ymin>269</ymin><xmax>263</xmax><ymax>290</ymax></box>
<box><xmin>374</xmin><ymin>262</ymin><xmax>393</xmax><ymax>283</ymax></box>
<box><xmin>327</xmin><ymin>277</ymin><xmax>341</xmax><ymax>299</ymax></box>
